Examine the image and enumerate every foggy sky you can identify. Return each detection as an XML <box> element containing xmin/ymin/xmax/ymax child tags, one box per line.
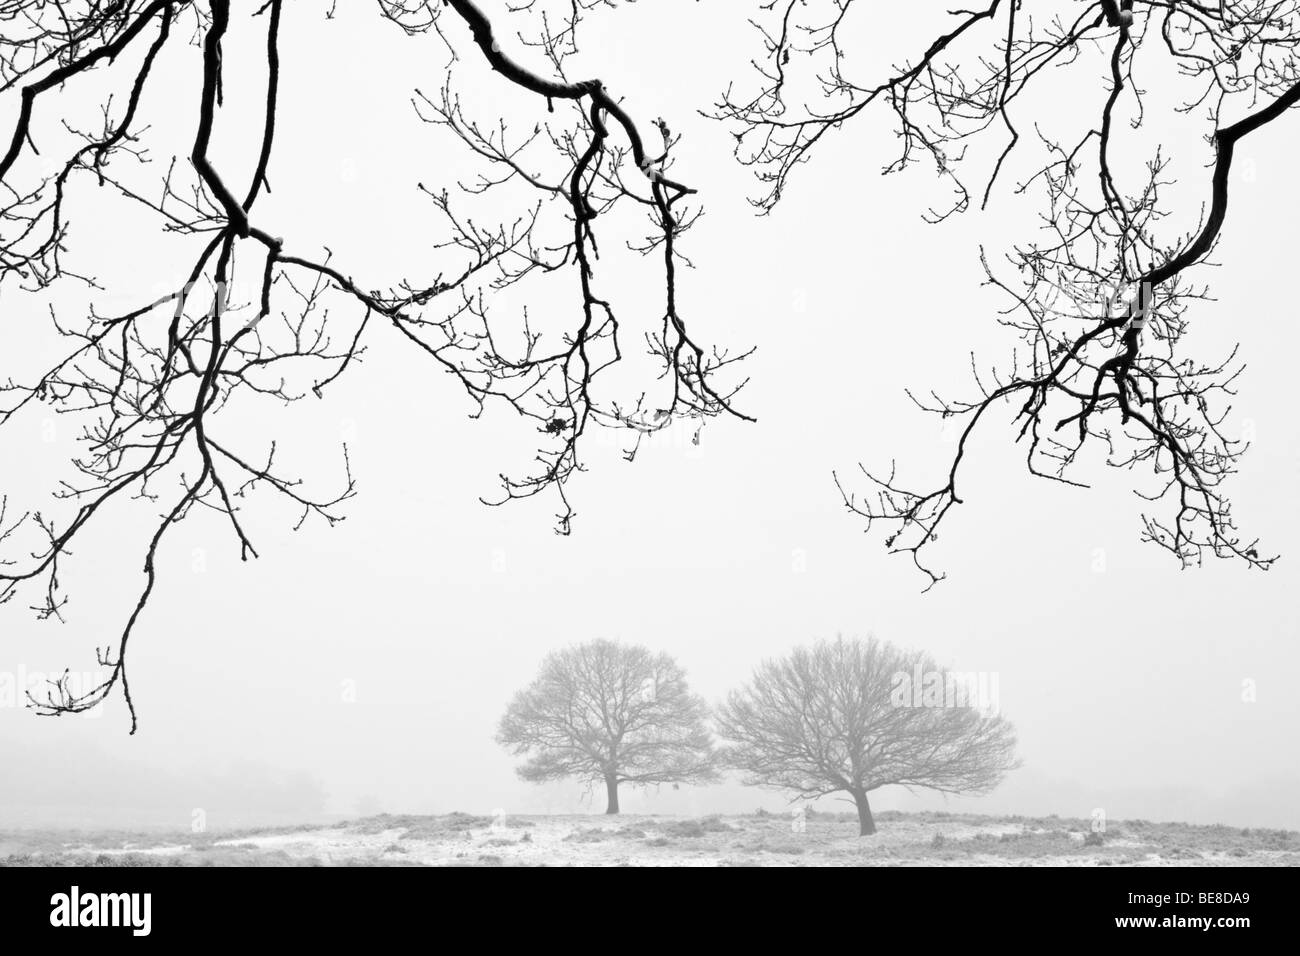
<box><xmin>1</xmin><ymin>0</ymin><xmax>1297</xmax><ymax>832</ymax></box>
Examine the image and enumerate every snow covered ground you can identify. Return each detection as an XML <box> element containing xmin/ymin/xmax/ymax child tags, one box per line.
<box><xmin>4</xmin><ymin>811</ymin><xmax>1297</xmax><ymax>867</ymax></box>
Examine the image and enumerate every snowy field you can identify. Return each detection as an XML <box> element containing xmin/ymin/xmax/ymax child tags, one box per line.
<box><xmin>4</xmin><ymin>811</ymin><xmax>1298</xmax><ymax>867</ymax></box>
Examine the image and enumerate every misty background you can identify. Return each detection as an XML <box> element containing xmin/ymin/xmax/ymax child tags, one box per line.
<box><xmin>1</xmin><ymin>0</ymin><xmax>1296</xmax><ymax>831</ymax></box>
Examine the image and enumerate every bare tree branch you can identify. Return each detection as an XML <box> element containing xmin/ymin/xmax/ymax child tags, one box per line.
<box><xmin>716</xmin><ymin>0</ymin><xmax>1296</xmax><ymax>585</ymax></box>
<box><xmin>0</xmin><ymin>0</ymin><xmax>750</xmax><ymax>729</ymax></box>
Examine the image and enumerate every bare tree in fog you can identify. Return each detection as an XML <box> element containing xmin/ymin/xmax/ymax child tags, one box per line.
<box><xmin>715</xmin><ymin>0</ymin><xmax>1299</xmax><ymax>586</ymax></box>
<box><xmin>716</xmin><ymin>637</ymin><xmax>1018</xmax><ymax>835</ymax></box>
<box><xmin>497</xmin><ymin>639</ymin><xmax>716</xmax><ymax>814</ymax></box>
<box><xmin>0</xmin><ymin>0</ymin><xmax>750</xmax><ymax>730</ymax></box>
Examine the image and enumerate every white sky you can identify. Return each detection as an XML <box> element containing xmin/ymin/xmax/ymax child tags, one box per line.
<box><xmin>1</xmin><ymin>0</ymin><xmax>1297</xmax><ymax>830</ymax></box>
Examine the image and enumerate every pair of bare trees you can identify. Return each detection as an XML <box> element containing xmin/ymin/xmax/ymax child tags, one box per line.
<box><xmin>497</xmin><ymin>637</ymin><xmax>1019</xmax><ymax>835</ymax></box>
<box><xmin>3</xmin><ymin>1</ymin><xmax>1295</xmax><ymax>729</ymax></box>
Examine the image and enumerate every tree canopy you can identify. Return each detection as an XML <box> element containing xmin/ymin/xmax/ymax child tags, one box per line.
<box><xmin>717</xmin><ymin>637</ymin><xmax>1019</xmax><ymax>834</ymax></box>
<box><xmin>497</xmin><ymin>639</ymin><xmax>716</xmax><ymax>813</ymax></box>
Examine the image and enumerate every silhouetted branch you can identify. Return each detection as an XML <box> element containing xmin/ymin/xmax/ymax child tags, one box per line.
<box><xmin>718</xmin><ymin>0</ymin><xmax>1295</xmax><ymax>584</ymax></box>
<box><xmin>0</xmin><ymin>0</ymin><xmax>749</xmax><ymax>728</ymax></box>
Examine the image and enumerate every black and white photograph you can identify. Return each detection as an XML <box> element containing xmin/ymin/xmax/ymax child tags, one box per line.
<box><xmin>0</xmin><ymin>0</ymin><xmax>1294</xmax><ymax>937</ymax></box>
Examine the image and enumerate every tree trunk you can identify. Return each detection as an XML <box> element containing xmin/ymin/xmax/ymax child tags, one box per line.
<box><xmin>604</xmin><ymin>774</ymin><xmax>620</xmax><ymax>815</ymax></box>
<box><xmin>851</xmin><ymin>788</ymin><xmax>876</xmax><ymax>836</ymax></box>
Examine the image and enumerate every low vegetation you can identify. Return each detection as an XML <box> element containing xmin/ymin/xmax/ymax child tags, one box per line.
<box><xmin>3</xmin><ymin>811</ymin><xmax>1295</xmax><ymax>867</ymax></box>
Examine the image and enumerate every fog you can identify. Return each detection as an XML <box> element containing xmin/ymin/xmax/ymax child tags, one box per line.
<box><xmin>1</xmin><ymin>0</ymin><xmax>1296</xmax><ymax>833</ymax></box>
